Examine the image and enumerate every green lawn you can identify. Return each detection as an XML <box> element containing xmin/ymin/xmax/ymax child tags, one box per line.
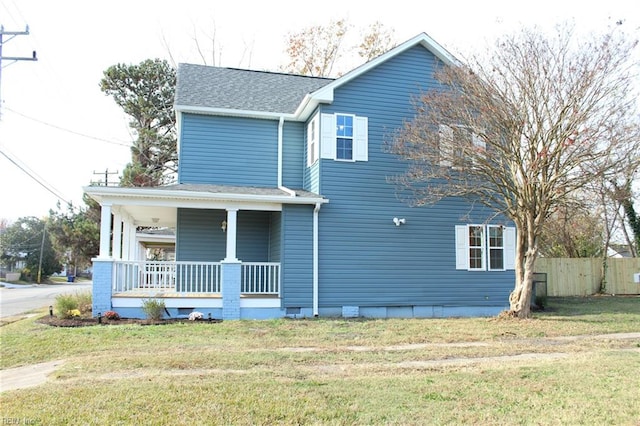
<box><xmin>1</xmin><ymin>296</ymin><xmax>639</xmax><ymax>425</ymax></box>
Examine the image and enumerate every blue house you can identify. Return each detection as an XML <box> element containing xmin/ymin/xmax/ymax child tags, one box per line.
<box><xmin>85</xmin><ymin>33</ymin><xmax>516</xmax><ymax>320</ymax></box>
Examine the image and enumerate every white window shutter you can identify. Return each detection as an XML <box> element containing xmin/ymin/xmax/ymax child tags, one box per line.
<box><xmin>354</xmin><ymin>116</ymin><xmax>368</xmax><ymax>161</ymax></box>
<box><xmin>439</xmin><ymin>125</ymin><xmax>454</xmax><ymax>167</ymax></box>
<box><xmin>320</xmin><ymin>113</ymin><xmax>336</xmax><ymax>159</ymax></box>
<box><xmin>455</xmin><ymin>225</ymin><xmax>469</xmax><ymax>270</ymax></box>
<box><xmin>504</xmin><ymin>226</ymin><xmax>516</xmax><ymax>270</ymax></box>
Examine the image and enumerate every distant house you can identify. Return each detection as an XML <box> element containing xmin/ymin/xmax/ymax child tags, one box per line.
<box><xmin>85</xmin><ymin>33</ymin><xmax>516</xmax><ymax>320</ymax></box>
<box><xmin>608</xmin><ymin>244</ymin><xmax>634</xmax><ymax>258</ymax></box>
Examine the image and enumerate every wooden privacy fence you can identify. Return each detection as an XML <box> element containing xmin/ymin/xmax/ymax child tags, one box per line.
<box><xmin>535</xmin><ymin>258</ymin><xmax>640</xmax><ymax>296</ymax></box>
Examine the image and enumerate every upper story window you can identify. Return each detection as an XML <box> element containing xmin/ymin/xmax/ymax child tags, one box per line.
<box><xmin>455</xmin><ymin>224</ymin><xmax>515</xmax><ymax>271</ymax></box>
<box><xmin>319</xmin><ymin>113</ymin><xmax>368</xmax><ymax>162</ymax></box>
<box><xmin>439</xmin><ymin>124</ymin><xmax>486</xmax><ymax>168</ymax></box>
<box><xmin>307</xmin><ymin>114</ymin><xmax>319</xmax><ymax>166</ymax></box>
<box><xmin>336</xmin><ymin>114</ymin><xmax>354</xmax><ymax>160</ymax></box>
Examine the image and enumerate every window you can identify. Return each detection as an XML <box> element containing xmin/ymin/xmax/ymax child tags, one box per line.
<box><xmin>307</xmin><ymin>114</ymin><xmax>319</xmax><ymax>166</ymax></box>
<box><xmin>455</xmin><ymin>224</ymin><xmax>515</xmax><ymax>271</ymax></box>
<box><xmin>468</xmin><ymin>225</ymin><xmax>485</xmax><ymax>270</ymax></box>
<box><xmin>320</xmin><ymin>113</ymin><xmax>368</xmax><ymax>162</ymax></box>
<box><xmin>439</xmin><ymin>124</ymin><xmax>486</xmax><ymax>168</ymax></box>
<box><xmin>336</xmin><ymin>114</ymin><xmax>354</xmax><ymax>160</ymax></box>
<box><xmin>488</xmin><ymin>225</ymin><xmax>504</xmax><ymax>270</ymax></box>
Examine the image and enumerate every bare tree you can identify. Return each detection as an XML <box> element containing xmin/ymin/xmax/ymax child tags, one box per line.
<box><xmin>388</xmin><ymin>23</ymin><xmax>640</xmax><ymax>318</ymax></box>
<box><xmin>538</xmin><ymin>200</ymin><xmax>605</xmax><ymax>258</ymax></box>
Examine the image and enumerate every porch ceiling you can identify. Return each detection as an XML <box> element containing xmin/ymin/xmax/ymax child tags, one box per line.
<box><xmin>84</xmin><ymin>184</ymin><xmax>327</xmax><ymax>228</ymax></box>
<box><xmin>119</xmin><ymin>205</ymin><xmax>178</xmax><ymax>227</ymax></box>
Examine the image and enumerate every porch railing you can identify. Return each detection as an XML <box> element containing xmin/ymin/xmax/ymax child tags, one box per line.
<box><xmin>241</xmin><ymin>262</ymin><xmax>280</xmax><ymax>295</ymax></box>
<box><xmin>113</xmin><ymin>261</ymin><xmax>221</xmax><ymax>294</ymax></box>
<box><xmin>112</xmin><ymin>261</ymin><xmax>280</xmax><ymax>295</ymax></box>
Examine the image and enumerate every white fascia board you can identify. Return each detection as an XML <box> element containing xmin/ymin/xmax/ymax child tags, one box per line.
<box><xmin>83</xmin><ymin>186</ymin><xmax>328</xmax><ymax>207</ymax></box>
<box><xmin>174</xmin><ymin>104</ymin><xmax>298</xmax><ymax>121</ymax></box>
<box><xmin>294</xmin><ymin>91</ymin><xmax>334</xmax><ymax>120</ymax></box>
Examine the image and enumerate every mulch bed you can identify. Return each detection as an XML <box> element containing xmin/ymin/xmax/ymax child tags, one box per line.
<box><xmin>36</xmin><ymin>315</ymin><xmax>222</xmax><ymax>327</ymax></box>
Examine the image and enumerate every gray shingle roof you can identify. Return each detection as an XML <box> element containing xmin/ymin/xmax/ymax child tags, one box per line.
<box><xmin>160</xmin><ymin>183</ymin><xmax>324</xmax><ymax>200</ymax></box>
<box><xmin>175</xmin><ymin>64</ymin><xmax>334</xmax><ymax>114</ymax></box>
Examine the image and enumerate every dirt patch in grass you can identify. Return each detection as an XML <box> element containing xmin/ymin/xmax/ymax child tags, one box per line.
<box><xmin>36</xmin><ymin>315</ymin><xmax>222</xmax><ymax>327</ymax></box>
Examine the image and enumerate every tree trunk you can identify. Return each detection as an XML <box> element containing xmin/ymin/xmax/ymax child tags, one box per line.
<box><xmin>509</xmin><ymin>220</ymin><xmax>538</xmax><ymax>318</ymax></box>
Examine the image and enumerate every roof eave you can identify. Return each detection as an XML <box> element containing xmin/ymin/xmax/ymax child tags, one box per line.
<box><xmin>174</xmin><ymin>105</ymin><xmax>298</xmax><ymax>121</ymax></box>
<box><xmin>83</xmin><ymin>185</ymin><xmax>328</xmax><ymax>206</ymax></box>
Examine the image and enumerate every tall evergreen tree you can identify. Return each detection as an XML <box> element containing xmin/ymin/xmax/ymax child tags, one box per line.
<box><xmin>100</xmin><ymin>59</ymin><xmax>177</xmax><ymax>187</ymax></box>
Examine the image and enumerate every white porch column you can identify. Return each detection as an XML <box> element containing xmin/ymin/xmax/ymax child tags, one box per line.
<box><xmin>122</xmin><ymin>221</ymin><xmax>131</xmax><ymax>260</ymax></box>
<box><xmin>129</xmin><ymin>223</ymin><xmax>137</xmax><ymax>260</ymax></box>
<box><xmin>112</xmin><ymin>212</ymin><xmax>123</xmax><ymax>260</ymax></box>
<box><xmin>98</xmin><ymin>203</ymin><xmax>112</xmax><ymax>258</ymax></box>
<box><xmin>224</xmin><ymin>208</ymin><xmax>239</xmax><ymax>262</ymax></box>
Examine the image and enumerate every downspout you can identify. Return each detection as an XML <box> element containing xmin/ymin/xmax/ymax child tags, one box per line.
<box><xmin>277</xmin><ymin>116</ymin><xmax>296</xmax><ymax>197</ymax></box>
<box><xmin>313</xmin><ymin>202</ymin><xmax>321</xmax><ymax>317</ymax></box>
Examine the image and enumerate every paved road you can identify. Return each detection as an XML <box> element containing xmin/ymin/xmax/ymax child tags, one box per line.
<box><xmin>0</xmin><ymin>282</ymin><xmax>92</xmax><ymax>318</ymax></box>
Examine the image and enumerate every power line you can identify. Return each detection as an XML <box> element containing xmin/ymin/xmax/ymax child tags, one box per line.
<box><xmin>3</xmin><ymin>106</ymin><xmax>132</xmax><ymax>147</ymax></box>
<box><xmin>0</xmin><ymin>145</ymin><xmax>70</xmax><ymax>205</ymax></box>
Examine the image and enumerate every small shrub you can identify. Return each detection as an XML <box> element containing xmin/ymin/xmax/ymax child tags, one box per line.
<box><xmin>104</xmin><ymin>310</ymin><xmax>120</xmax><ymax>320</ymax></box>
<box><xmin>67</xmin><ymin>309</ymin><xmax>81</xmax><ymax>318</ymax></box>
<box><xmin>54</xmin><ymin>292</ymin><xmax>92</xmax><ymax>318</ymax></box>
<box><xmin>75</xmin><ymin>292</ymin><xmax>93</xmax><ymax>315</ymax></box>
<box><xmin>141</xmin><ymin>298</ymin><xmax>166</xmax><ymax>321</ymax></box>
<box><xmin>55</xmin><ymin>294</ymin><xmax>78</xmax><ymax>319</ymax></box>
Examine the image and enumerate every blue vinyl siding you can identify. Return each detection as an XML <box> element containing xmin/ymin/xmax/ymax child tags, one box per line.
<box><xmin>304</xmin><ymin>153</ymin><xmax>320</xmax><ymax>193</ymax></box>
<box><xmin>177</xmin><ymin>209</ymin><xmax>275</xmax><ymax>263</ymax></box>
<box><xmin>269</xmin><ymin>212</ymin><xmax>282</xmax><ymax>262</ymax></box>
<box><xmin>236</xmin><ymin>211</ymin><xmax>271</xmax><ymax>261</ymax></box>
<box><xmin>176</xmin><ymin>208</ymin><xmax>226</xmax><ymax>262</ymax></box>
<box><xmin>179</xmin><ymin>113</ymin><xmax>278</xmax><ymax>186</ymax></box>
<box><xmin>282</xmin><ymin>122</ymin><xmax>304</xmax><ymax>189</ymax></box>
<box><xmin>280</xmin><ymin>205</ymin><xmax>314</xmax><ymax>307</ymax></box>
<box><xmin>316</xmin><ymin>45</ymin><xmax>513</xmax><ymax>309</ymax></box>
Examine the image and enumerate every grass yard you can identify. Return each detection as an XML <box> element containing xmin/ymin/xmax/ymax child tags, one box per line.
<box><xmin>1</xmin><ymin>296</ymin><xmax>639</xmax><ymax>425</ymax></box>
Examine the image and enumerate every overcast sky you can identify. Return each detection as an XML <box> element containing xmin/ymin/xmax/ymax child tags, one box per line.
<box><xmin>1</xmin><ymin>0</ymin><xmax>638</xmax><ymax>222</ymax></box>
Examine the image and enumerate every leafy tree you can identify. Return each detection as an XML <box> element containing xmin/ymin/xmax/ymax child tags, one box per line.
<box><xmin>283</xmin><ymin>19</ymin><xmax>350</xmax><ymax>77</ymax></box>
<box><xmin>357</xmin><ymin>21</ymin><xmax>396</xmax><ymax>61</ymax></box>
<box><xmin>47</xmin><ymin>200</ymin><xmax>100</xmax><ymax>276</ymax></box>
<box><xmin>0</xmin><ymin>217</ymin><xmax>61</xmax><ymax>282</ymax></box>
<box><xmin>282</xmin><ymin>20</ymin><xmax>396</xmax><ymax>77</ymax></box>
<box><xmin>388</xmin><ymin>24</ymin><xmax>640</xmax><ymax>318</ymax></box>
<box><xmin>100</xmin><ymin>59</ymin><xmax>177</xmax><ymax>187</ymax></box>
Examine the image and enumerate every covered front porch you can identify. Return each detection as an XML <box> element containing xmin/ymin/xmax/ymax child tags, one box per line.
<box><xmin>85</xmin><ymin>184</ymin><xmax>326</xmax><ymax>320</ymax></box>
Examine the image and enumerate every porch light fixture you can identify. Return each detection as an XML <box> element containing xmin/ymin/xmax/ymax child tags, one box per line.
<box><xmin>393</xmin><ymin>217</ymin><xmax>406</xmax><ymax>226</ymax></box>
<box><xmin>152</xmin><ymin>217</ymin><xmax>159</xmax><ymax>224</ymax></box>
<box><xmin>221</xmin><ymin>220</ymin><xmax>227</xmax><ymax>232</ymax></box>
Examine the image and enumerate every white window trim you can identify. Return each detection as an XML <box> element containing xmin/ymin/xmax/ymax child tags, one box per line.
<box><xmin>455</xmin><ymin>224</ymin><xmax>516</xmax><ymax>271</ymax></box>
<box><xmin>307</xmin><ymin>114</ymin><xmax>319</xmax><ymax>167</ymax></box>
<box><xmin>439</xmin><ymin>124</ymin><xmax>486</xmax><ymax>168</ymax></box>
<box><xmin>320</xmin><ymin>113</ymin><xmax>368</xmax><ymax>162</ymax></box>
<box><xmin>487</xmin><ymin>224</ymin><xmax>504</xmax><ymax>271</ymax></box>
<box><xmin>336</xmin><ymin>113</ymin><xmax>355</xmax><ymax>161</ymax></box>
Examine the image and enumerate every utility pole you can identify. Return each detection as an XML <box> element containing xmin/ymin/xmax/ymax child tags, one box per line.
<box><xmin>37</xmin><ymin>223</ymin><xmax>46</xmax><ymax>284</ymax></box>
<box><xmin>0</xmin><ymin>24</ymin><xmax>38</xmax><ymax>118</ymax></box>
<box><xmin>92</xmin><ymin>169</ymin><xmax>119</xmax><ymax>186</ymax></box>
